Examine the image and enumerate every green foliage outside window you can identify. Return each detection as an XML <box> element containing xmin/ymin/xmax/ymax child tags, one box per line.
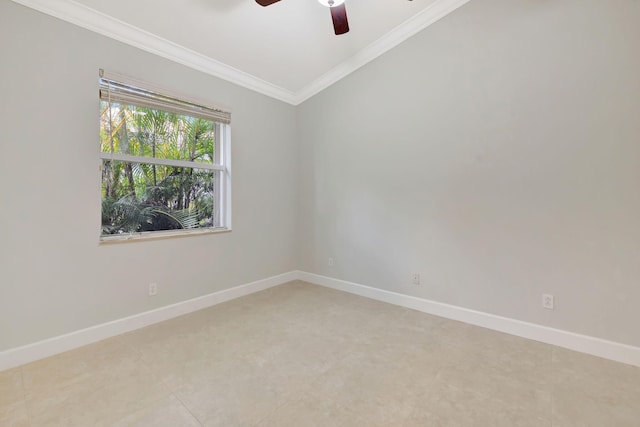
<box><xmin>100</xmin><ymin>102</ymin><xmax>216</xmax><ymax>235</ymax></box>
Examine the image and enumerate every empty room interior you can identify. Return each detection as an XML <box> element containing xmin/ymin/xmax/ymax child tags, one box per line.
<box><xmin>1</xmin><ymin>0</ymin><xmax>639</xmax><ymax>425</ymax></box>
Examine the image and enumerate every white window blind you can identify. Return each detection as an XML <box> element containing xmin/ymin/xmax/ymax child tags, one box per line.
<box><xmin>99</xmin><ymin>69</ymin><xmax>231</xmax><ymax>124</ymax></box>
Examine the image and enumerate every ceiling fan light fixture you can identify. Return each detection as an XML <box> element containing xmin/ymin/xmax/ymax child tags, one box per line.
<box><xmin>317</xmin><ymin>0</ymin><xmax>345</xmax><ymax>7</ymax></box>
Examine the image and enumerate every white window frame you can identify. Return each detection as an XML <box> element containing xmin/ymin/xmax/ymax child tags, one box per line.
<box><xmin>99</xmin><ymin>69</ymin><xmax>231</xmax><ymax>242</ymax></box>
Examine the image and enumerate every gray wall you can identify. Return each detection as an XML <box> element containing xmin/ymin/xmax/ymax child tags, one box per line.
<box><xmin>2</xmin><ymin>0</ymin><xmax>640</xmax><ymax>352</ymax></box>
<box><xmin>297</xmin><ymin>0</ymin><xmax>640</xmax><ymax>347</ymax></box>
<box><xmin>0</xmin><ymin>1</ymin><xmax>298</xmax><ymax>350</ymax></box>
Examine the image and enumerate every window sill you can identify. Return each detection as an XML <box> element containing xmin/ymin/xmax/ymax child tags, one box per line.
<box><xmin>99</xmin><ymin>227</ymin><xmax>231</xmax><ymax>244</ymax></box>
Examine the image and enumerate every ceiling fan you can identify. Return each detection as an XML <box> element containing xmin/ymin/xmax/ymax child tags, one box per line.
<box><xmin>256</xmin><ymin>0</ymin><xmax>350</xmax><ymax>35</ymax></box>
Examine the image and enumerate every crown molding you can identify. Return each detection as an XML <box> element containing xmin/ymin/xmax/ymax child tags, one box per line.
<box><xmin>293</xmin><ymin>0</ymin><xmax>473</xmax><ymax>104</ymax></box>
<box><xmin>10</xmin><ymin>0</ymin><xmax>298</xmax><ymax>105</ymax></box>
<box><xmin>11</xmin><ymin>0</ymin><xmax>471</xmax><ymax>106</ymax></box>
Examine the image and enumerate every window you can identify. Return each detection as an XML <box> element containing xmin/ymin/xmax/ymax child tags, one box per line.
<box><xmin>99</xmin><ymin>70</ymin><xmax>231</xmax><ymax>241</ymax></box>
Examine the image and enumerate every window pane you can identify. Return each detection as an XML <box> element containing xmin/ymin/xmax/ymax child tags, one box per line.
<box><xmin>100</xmin><ymin>101</ymin><xmax>215</xmax><ymax>164</ymax></box>
<box><xmin>101</xmin><ymin>160</ymin><xmax>216</xmax><ymax>235</ymax></box>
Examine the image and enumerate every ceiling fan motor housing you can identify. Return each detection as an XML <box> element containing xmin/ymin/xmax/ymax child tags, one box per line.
<box><xmin>318</xmin><ymin>0</ymin><xmax>345</xmax><ymax>7</ymax></box>
<box><xmin>257</xmin><ymin>0</ymin><xmax>350</xmax><ymax>35</ymax></box>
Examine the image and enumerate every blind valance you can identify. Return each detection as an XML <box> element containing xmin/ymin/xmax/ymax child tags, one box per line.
<box><xmin>99</xmin><ymin>69</ymin><xmax>231</xmax><ymax>124</ymax></box>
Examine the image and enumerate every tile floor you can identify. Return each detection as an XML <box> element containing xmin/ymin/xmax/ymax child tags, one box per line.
<box><xmin>1</xmin><ymin>281</ymin><xmax>639</xmax><ymax>426</ymax></box>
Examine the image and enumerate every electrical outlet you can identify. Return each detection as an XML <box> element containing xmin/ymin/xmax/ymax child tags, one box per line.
<box><xmin>542</xmin><ymin>294</ymin><xmax>554</xmax><ymax>310</ymax></box>
<box><xmin>411</xmin><ymin>273</ymin><xmax>421</xmax><ymax>285</ymax></box>
<box><xmin>328</xmin><ymin>257</ymin><xmax>334</xmax><ymax>267</ymax></box>
<box><xmin>148</xmin><ymin>283</ymin><xmax>158</xmax><ymax>296</ymax></box>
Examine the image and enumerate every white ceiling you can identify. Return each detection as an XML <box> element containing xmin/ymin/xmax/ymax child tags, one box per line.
<box><xmin>12</xmin><ymin>0</ymin><xmax>471</xmax><ymax>104</ymax></box>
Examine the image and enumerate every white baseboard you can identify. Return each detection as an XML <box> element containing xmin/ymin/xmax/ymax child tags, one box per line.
<box><xmin>297</xmin><ymin>271</ymin><xmax>640</xmax><ymax>368</ymax></box>
<box><xmin>0</xmin><ymin>271</ymin><xmax>298</xmax><ymax>371</ymax></box>
<box><xmin>4</xmin><ymin>270</ymin><xmax>639</xmax><ymax>370</ymax></box>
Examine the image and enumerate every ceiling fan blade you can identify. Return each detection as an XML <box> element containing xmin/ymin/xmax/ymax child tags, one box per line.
<box><xmin>255</xmin><ymin>0</ymin><xmax>280</xmax><ymax>6</ymax></box>
<box><xmin>330</xmin><ymin>4</ymin><xmax>349</xmax><ymax>35</ymax></box>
